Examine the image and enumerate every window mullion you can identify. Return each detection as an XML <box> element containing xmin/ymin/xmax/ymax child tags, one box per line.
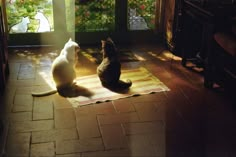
<box><xmin>115</xmin><ymin>0</ymin><xmax>128</xmax><ymax>32</ymax></box>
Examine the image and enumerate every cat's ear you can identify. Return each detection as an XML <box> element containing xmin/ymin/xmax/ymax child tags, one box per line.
<box><xmin>107</xmin><ymin>37</ymin><xmax>112</xmax><ymax>42</ymax></box>
<box><xmin>106</xmin><ymin>37</ymin><xmax>114</xmax><ymax>44</ymax></box>
<box><xmin>101</xmin><ymin>40</ymin><xmax>105</xmax><ymax>47</ymax></box>
<box><xmin>68</xmin><ymin>38</ymin><xmax>72</xmax><ymax>42</ymax></box>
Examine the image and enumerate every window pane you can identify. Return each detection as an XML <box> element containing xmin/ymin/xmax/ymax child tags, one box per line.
<box><xmin>66</xmin><ymin>0</ymin><xmax>115</xmax><ymax>32</ymax></box>
<box><xmin>6</xmin><ymin>0</ymin><xmax>54</xmax><ymax>34</ymax></box>
<box><xmin>128</xmin><ymin>0</ymin><xmax>156</xmax><ymax>30</ymax></box>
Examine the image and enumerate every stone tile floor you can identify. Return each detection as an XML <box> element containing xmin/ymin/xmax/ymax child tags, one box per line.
<box><xmin>1</xmin><ymin>44</ymin><xmax>236</xmax><ymax>157</ymax></box>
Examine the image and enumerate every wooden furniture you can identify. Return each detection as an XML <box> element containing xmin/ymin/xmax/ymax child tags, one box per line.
<box><xmin>204</xmin><ymin>23</ymin><xmax>236</xmax><ymax>89</ymax></box>
<box><xmin>180</xmin><ymin>0</ymin><xmax>236</xmax><ymax>88</ymax></box>
<box><xmin>181</xmin><ymin>0</ymin><xmax>236</xmax><ymax>63</ymax></box>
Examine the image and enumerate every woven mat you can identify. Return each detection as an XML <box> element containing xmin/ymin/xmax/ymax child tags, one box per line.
<box><xmin>67</xmin><ymin>67</ymin><xmax>169</xmax><ymax>107</ymax></box>
<box><xmin>81</xmin><ymin>49</ymin><xmax>140</xmax><ymax>64</ymax></box>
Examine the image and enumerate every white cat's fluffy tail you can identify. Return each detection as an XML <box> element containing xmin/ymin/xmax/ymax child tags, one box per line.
<box><xmin>31</xmin><ymin>89</ymin><xmax>57</xmax><ymax>97</ymax></box>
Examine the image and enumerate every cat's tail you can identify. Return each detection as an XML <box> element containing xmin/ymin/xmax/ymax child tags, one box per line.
<box><xmin>31</xmin><ymin>89</ymin><xmax>57</xmax><ymax>97</ymax></box>
<box><xmin>117</xmin><ymin>79</ymin><xmax>132</xmax><ymax>89</ymax></box>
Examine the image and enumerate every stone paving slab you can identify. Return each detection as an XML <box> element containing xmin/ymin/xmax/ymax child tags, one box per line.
<box><xmin>97</xmin><ymin>112</ymin><xmax>140</xmax><ymax>125</ymax></box>
<box><xmin>56</xmin><ymin>153</ymin><xmax>81</xmax><ymax>157</ymax></box>
<box><xmin>133</xmin><ymin>101</ymin><xmax>165</xmax><ymax>121</ymax></box>
<box><xmin>76</xmin><ymin>115</ymin><xmax>101</xmax><ymax>139</ymax></box>
<box><xmin>53</xmin><ymin>94</ymin><xmax>73</xmax><ymax>109</ymax></box>
<box><xmin>56</xmin><ymin>138</ymin><xmax>104</xmax><ymax>154</ymax></box>
<box><xmin>81</xmin><ymin>149</ymin><xmax>130</xmax><ymax>157</ymax></box>
<box><xmin>100</xmin><ymin>124</ymin><xmax>128</xmax><ymax>150</ymax></box>
<box><xmin>5</xmin><ymin>132</ymin><xmax>31</xmax><ymax>157</ymax></box>
<box><xmin>55</xmin><ymin>108</ymin><xmax>76</xmax><ymax>129</ymax></box>
<box><xmin>8</xmin><ymin>112</ymin><xmax>32</xmax><ymax>122</ymax></box>
<box><xmin>30</xmin><ymin>142</ymin><xmax>55</xmax><ymax>157</ymax></box>
<box><xmin>32</xmin><ymin>128</ymin><xmax>78</xmax><ymax>143</ymax></box>
<box><xmin>9</xmin><ymin>120</ymin><xmax>54</xmax><ymax>133</ymax></box>
<box><xmin>12</xmin><ymin>94</ymin><xmax>33</xmax><ymax>112</ymax></box>
<box><xmin>13</xmin><ymin>94</ymin><xmax>33</xmax><ymax>106</ymax></box>
<box><xmin>123</xmin><ymin>121</ymin><xmax>164</xmax><ymax>135</ymax></box>
<box><xmin>33</xmin><ymin>97</ymin><xmax>53</xmax><ymax>120</ymax></box>
<box><xmin>113</xmin><ymin>99</ymin><xmax>136</xmax><ymax>113</ymax></box>
<box><xmin>93</xmin><ymin>102</ymin><xmax>116</xmax><ymax>115</ymax></box>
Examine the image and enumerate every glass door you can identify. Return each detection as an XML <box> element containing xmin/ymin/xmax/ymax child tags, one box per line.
<box><xmin>6</xmin><ymin>0</ymin><xmax>163</xmax><ymax>46</ymax></box>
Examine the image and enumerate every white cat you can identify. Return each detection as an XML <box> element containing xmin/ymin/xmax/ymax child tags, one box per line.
<box><xmin>32</xmin><ymin>38</ymin><xmax>80</xmax><ymax>97</ymax></box>
<box><xmin>129</xmin><ymin>8</ymin><xmax>149</xmax><ymax>30</ymax></box>
<box><xmin>10</xmin><ymin>17</ymin><xmax>30</xmax><ymax>33</ymax></box>
<box><xmin>34</xmin><ymin>11</ymin><xmax>51</xmax><ymax>32</ymax></box>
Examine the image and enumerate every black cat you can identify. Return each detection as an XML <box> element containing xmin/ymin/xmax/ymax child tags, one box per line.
<box><xmin>97</xmin><ymin>38</ymin><xmax>132</xmax><ymax>91</ymax></box>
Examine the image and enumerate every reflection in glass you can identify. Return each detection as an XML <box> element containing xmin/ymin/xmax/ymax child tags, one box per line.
<box><xmin>6</xmin><ymin>0</ymin><xmax>54</xmax><ymax>33</ymax></box>
<box><xmin>128</xmin><ymin>0</ymin><xmax>156</xmax><ymax>30</ymax></box>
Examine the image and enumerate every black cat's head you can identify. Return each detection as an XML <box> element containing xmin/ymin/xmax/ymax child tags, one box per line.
<box><xmin>101</xmin><ymin>37</ymin><xmax>117</xmax><ymax>58</ymax></box>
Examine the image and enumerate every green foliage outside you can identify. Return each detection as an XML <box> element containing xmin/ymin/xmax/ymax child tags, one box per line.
<box><xmin>6</xmin><ymin>0</ymin><xmax>53</xmax><ymax>33</ymax></box>
<box><xmin>66</xmin><ymin>0</ymin><xmax>115</xmax><ymax>32</ymax></box>
<box><xmin>66</xmin><ymin>0</ymin><xmax>156</xmax><ymax>32</ymax></box>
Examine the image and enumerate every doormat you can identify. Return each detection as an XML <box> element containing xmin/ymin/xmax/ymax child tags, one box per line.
<box><xmin>67</xmin><ymin>67</ymin><xmax>170</xmax><ymax>107</ymax></box>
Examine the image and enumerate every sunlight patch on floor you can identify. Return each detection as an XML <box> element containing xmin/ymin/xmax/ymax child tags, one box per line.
<box><xmin>38</xmin><ymin>71</ymin><xmax>55</xmax><ymax>89</ymax></box>
<box><xmin>134</xmin><ymin>54</ymin><xmax>146</xmax><ymax>61</ymax></box>
<box><xmin>148</xmin><ymin>50</ymin><xmax>182</xmax><ymax>61</ymax></box>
